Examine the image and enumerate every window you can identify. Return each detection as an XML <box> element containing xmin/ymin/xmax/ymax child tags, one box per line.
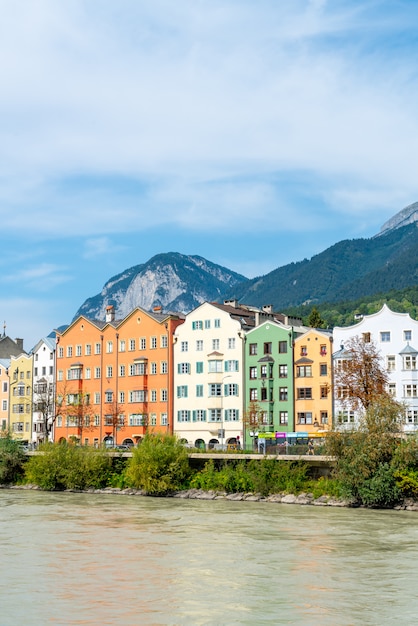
<box><xmin>279</xmin><ymin>387</ymin><xmax>288</xmax><ymax>401</ymax></box>
<box><xmin>196</xmin><ymin>362</ymin><xmax>204</xmax><ymax>374</ymax></box>
<box><xmin>264</xmin><ymin>342</ymin><xmax>272</xmax><ymax>354</ymax></box>
<box><xmin>67</xmin><ymin>346</ymin><xmax>73</xmax><ymax>357</ymax></box>
<box><xmin>249</xmin><ymin>343</ymin><xmax>257</xmax><ymax>355</ymax></box>
<box><xmin>94</xmin><ymin>393</ymin><xmax>100</xmax><ymax>404</ymax></box>
<box><xmin>363</xmin><ymin>332</ymin><xmax>371</xmax><ymax>343</ymax></box>
<box><xmin>212</xmin><ymin>339</ymin><xmax>220</xmax><ymax>350</ymax></box>
<box><xmin>208</xmin><ymin>408</ymin><xmax>221</xmax><ymax>422</ymax></box>
<box><xmin>320</xmin><ymin>411</ymin><xmax>328</xmax><ymax>424</ymax></box>
<box><xmin>2</xmin><ymin>400</ymin><xmax>6</xmax><ymax>411</ymax></box>
<box><xmin>249</xmin><ymin>366</ymin><xmax>257</xmax><ymax>379</ymax></box>
<box><xmin>161</xmin><ymin>389</ymin><xmax>168</xmax><ymax>402</ymax></box>
<box><xmin>297</xmin><ymin>365</ymin><xmax>312</xmax><ymax>377</ymax></box>
<box><xmin>338</xmin><ymin>386</ymin><xmax>349</xmax><ymax>399</ymax></box>
<box><xmin>130</xmin><ymin>362</ymin><xmax>146</xmax><ymax>376</ymax></box>
<box><xmin>279</xmin><ymin>364</ymin><xmax>288</xmax><ymax>378</ymax></box>
<box><xmin>320</xmin><ymin>386</ymin><xmax>328</xmax><ymax>399</ymax></box>
<box><xmin>228</xmin><ymin>338</ymin><xmax>236</xmax><ymax>349</ymax></box>
<box><xmin>205</xmin><ymin>320</ymin><xmax>211</xmax><ymax>329</ymax></box>
<box><xmin>298</xmin><ymin>412</ymin><xmax>312</xmax><ymax>424</ymax></box>
<box><xmin>161</xmin><ymin>361</ymin><xmax>168</xmax><ymax>374</ymax></box>
<box><xmin>196</xmin><ymin>384</ymin><xmax>203</xmax><ymax>397</ymax></box>
<box><xmin>76</xmin><ymin>344</ymin><xmax>82</xmax><ymax>357</ymax></box>
<box><xmin>279</xmin><ymin>411</ymin><xmax>288</xmax><ymax>424</ymax></box>
<box><xmin>119</xmin><ymin>365</ymin><xmax>125</xmax><ymax>376</ymax></box>
<box><xmin>106</xmin><ymin>341</ymin><xmax>113</xmax><ymax>353</ymax></box>
<box><xmin>151</xmin><ymin>390</ymin><xmax>157</xmax><ymax>402</ymax></box>
<box><xmin>177</xmin><ymin>410</ymin><xmax>191</xmax><ymax>422</ymax></box>
<box><xmin>140</xmin><ymin>338</ymin><xmax>146</xmax><ymax>350</ymax></box>
<box><xmin>320</xmin><ymin>345</ymin><xmax>327</xmax><ymax>356</ymax></box>
<box><xmin>297</xmin><ymin>388</ymin><xmax>312</xmax><ymax>399</ymax></box>
<box><xmin>260</xmin><ymin>364</ymin><xmax>268</xmax><ymax>378</ymax></box>
<box><xmin>224</xmin><ymin>384</ymin><xmax>238</xmax><ymax>396</ymax></box>
<box><xmin>94</xmin><ymin>367</ymin><xmax>101</xmax><ymax>378</ymax></box>
<box><xmin>196</xmin><ymin>340</ymin><xmax>203</xmax><ymax>351</ymax></box>
<box><xmin>178</xmin><ymin>363</ymin><xmax>190</xmax><ymax>374</ymax></box>
<box><xmin>94</xmin><ymin>343</ymin><xmax>101</xmax><ymax>355</ymax></box>
<box><xmin>177</xmin><ymin>386</ymin><xmax>188</xmax><ymax>398</ymax></box>
<box><xmin>129</xmin><ymin>390</ymin><xmax>147</xmax><ymax>403</ymax></box>
<box><xmin>250</xmin><ymin>388</ymin><xmax>258</xmax><ymax>401</ymax></box>
<box><xmin>161</xmin><ymin>335</ymin><xmax>168</xmax><ymax>348</ymax></box>
<box><xmin>106</xmin><ymin>366</ymin><xmax>113</xmax><ymax>378</ymax></box>
<box><xmin>387</xmin><ymin>355</ymin><xmax>396</xmax><ymax>371</ymax></box>
<box><xmin>404</xmin><ymin>384</ymin><xmax>418</xmax><ymax>398</ymax></box>
<box><xmin>119</xmin><ymin>391</ymin><xmax>125</xmax><ymax>403</ymax></box>
<box><xmin>129</xmin><ymin>414</ymin><xmax>147</xmax><ymax>426</ymax></box>
<box><xmin>225</xmin><ymin>360</ymin><xmax>239</xmax><ymax>372</ymax></box>
<box><xmin>68</xmin><ymin>367</ymin><xmax>82</xmax><ymax>381</ymax></box>
<box><xmin>208</xmin><ymin>360</ymin><xmax>222</xmax><ymax>373</ymax></box>
<box><xmin>320</xmin><ymin>364</ymin><xmax>328</xmax><ymax>376</ymax></box>
<box><xmin>181</xmin><ymin>341</ymin><xmax>188</xmax><ymax>352</ymax></box>
<box><xmin>403</xmin><ymin>355</ymin><xmax>417</xmax><ymax>370</ymax></box>
<box><xmin>129</xmin><ymin>339</ymin><xmax>136</xmax><ymax>351</ymax></box>
<box><xmin>278</xmin><ymin>341</ymin><xmax>287</xmax><ymax>354</ymax></box>
<box><xmin>339</xmin><ymin>410</ymin><xmax>355</xmax><ymax>424</ymax></box>
<box><xmin>406</xmin><ymin>410</ymin><xmax>418</xmax><ymax>424</ymax></box>
<box><xmin>58</xmin><ymin>347</ymin><xmax>64</xmax><ymax>358</ymax></box>
<box><xmin>380</xmin><ymin>331</ymin><xmax>390</xmax><ymax>342</ymax></box>
<box><xmin>404</xmin><ymin>330</ymin><xmax>412</xmax><ymax>341</ymax></box>
<box><xmin>225</xmin><ymin>409</ymin><xmax>239</xmax><ymax>421</ymax></box>
<box><xmin>105</xmin><ymin>391</ymin><xmax>113</xmax><ymax>403</ymax></box>
<box><xmin>151</xmin><ymin>337</ymin><xmax>157</xmax><ymax>349</ymax></box>
<box><xmin>85</xmin><ymin>344</ymin><xmax>92</xmax><ymax>355</ymax></box>
<box><xmin>119</xmin><ymin>340</ymin><xmax>125</xmax><ymax>352</ymax></box>
<box><xmin>209</xmin><ymin>383</ymin><xmax>222</xmax><ymax>397</ymax></box>
<box><xmin>214</xmin><ymin>319</ymin><xmax>221</xmax><ymax>328</ymax></box>
<box><xmin>192</xmin><ymin>320</ymin><xmax>203</xmax><ymax>330</ymax></box>
<box><xmin>151</xmin><ymin>362</ymin><xmax>157</xmax><ymax>375</ymax></box>
<box><xmin>150</xmin><ymin>413</ymin><xmax>157</xmax><ymax>426</ymax></box>
<box><xmin>388</xmin><ymin>383</ymin><xmax>396</xmax><ymax>396</ymax></box>
<box><xmin>193</xmin><ymin>410</ymin><xmax>206</xmax><ymax>422</ymax></box>
<box><xmin>161</xmin><ymin>413</ymin><xmax>168</xmax><ymax>426</ymax></box>
<box><xmin>300</xmin><ymin>345</ymin><xmax>307</xmax><ymax>356</ymax></box>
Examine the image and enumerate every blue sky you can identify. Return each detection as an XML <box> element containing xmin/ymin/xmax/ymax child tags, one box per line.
<box><xmin>1</xmin><ymin>0</ymin><xmax>418</xmax><ymax>349</ymax></box>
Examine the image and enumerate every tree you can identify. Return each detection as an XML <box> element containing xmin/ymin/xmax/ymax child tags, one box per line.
<box><xmin>103</xmin><ymin>399</ymin><xmax>126</xmax><ymax>445</ymax></box>
<box><xmin>334</xmin><ymin>335</ymin><xmax>390</xmax><ymax>412</ymax></box>
<box><xmin>307</xmin><ymin>306</ymin><xmax>325</xmax><ymax>328</ymax></box>
<box><xmin>33</xmin><ymin>379</ymin><xmax>57</xmax><ymax>444</ymax></box>
<box><xmin>243</xmin><ymin>401</ymin><xmax>266</xmax><ymax>450</ymax></box>
<box><xmin>56</xmin><ymin>390</ymin><xmax>95</xmax><ymax>443</ymax></box>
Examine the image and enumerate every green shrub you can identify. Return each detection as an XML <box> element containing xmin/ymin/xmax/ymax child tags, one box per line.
<box><xmin>357</xmin><ymin>463</ymin><xmax>401</xmax><ymax>508</ymax></box>
<box><xmin>126</xmin><ymin>434</ymin><xmax>191</xmax><ymax>495</ymax></box>
<box><xmin>0</xmin><ymin>435</ymin><xmax>26</xmax><ymax>484</ymax></box>
<box><xmin>25</xmin><ymin>443</ymin><xmax>113</xmax><ymax>491</ymax></box>
<box><xmin>394</xmin><ymin>469</ymin><xmax>418</xmax><ymax>499</ymax></box>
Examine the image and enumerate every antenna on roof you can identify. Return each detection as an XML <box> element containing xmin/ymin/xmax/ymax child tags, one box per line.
<box><xmin>3</xmin><ymin>321</ymin><xmax>5</xmax><ymax>337</ymax></box>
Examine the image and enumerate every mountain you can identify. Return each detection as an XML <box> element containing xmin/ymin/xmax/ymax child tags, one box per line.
<box><xmin>379</xmin><ymin>201</ymin><xmax>418</xmax><ymax>236</ymax></box>
<box><xmin>224</xmin><ymin>221</ymin><xmax>418</xmax><ymax>310</ymax></box>
<box><xmin>74</xmin><ymin>252</ymin><xmax>247</xmax><ymax>321</ymax></box>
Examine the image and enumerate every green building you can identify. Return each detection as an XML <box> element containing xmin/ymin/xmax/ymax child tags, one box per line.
<box><xmin>244</xmin><ymin>321</ymin><xmax>297</xmax><ymax>450</ymax></box>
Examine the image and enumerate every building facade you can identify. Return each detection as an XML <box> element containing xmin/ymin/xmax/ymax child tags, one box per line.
<box><xmin>333</xmin><ymin>304</ymin><xmax>418</xmax><ymax>433</ymax></box>
<box><xmin>173</xmin><ymin>302</ymin><xmax>245</xmax><ymax>449</ymax></box>
<box><xmin>32</xmin><ymin>337</ymin><xmax>56</xmax><ymax>444</ymax></box>
<box><xmin>9</xmin><ymin>353</ymin><xmax>34</xmax><ymax>443</ymax></box>
<box><xmin>54</xmin><ymin>306</ymin><xmax>184</xmax><ymax>446</ymax></box>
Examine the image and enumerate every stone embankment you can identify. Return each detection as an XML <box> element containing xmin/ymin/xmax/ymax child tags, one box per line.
<box><xmin>8</xmin><ymin>484</ymin><xmax>418</xmax><ymax>510</ymax></box>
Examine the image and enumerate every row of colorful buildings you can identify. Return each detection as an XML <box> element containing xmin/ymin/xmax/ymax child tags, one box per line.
<box><xmin>1</xmin><ymin>301</ymin><xmax>417</xmax><ymax>449</ymax></box>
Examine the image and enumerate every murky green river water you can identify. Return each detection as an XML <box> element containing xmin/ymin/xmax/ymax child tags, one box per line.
<box><xmin>0</xmin><ymin>490</ymin><xmax>417</xmax><ymax>625</ymax></box>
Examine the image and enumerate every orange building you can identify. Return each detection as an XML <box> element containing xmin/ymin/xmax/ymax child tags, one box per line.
<box><xmin>54</xmin><ymin>306</ymin><xmax>184</xmax><ymax>447</ymax></box>
<box><xmin>293</xmin><ymin>329</ymin><xmax>333</xmax><ymax>437</ymax></box>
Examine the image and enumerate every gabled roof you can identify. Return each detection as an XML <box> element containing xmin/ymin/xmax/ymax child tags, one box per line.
<box><xmin>399</xmin><ymin>342</ymin><xmax>418</xmax><ymax>355</ymax></box>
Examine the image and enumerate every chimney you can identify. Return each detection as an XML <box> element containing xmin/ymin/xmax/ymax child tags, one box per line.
<box><xmin>105</xmin><ymin>305</ymin><xmax>115</xmax><ymax>323</ymax></box>
<box><xmin>15</xmin><ymin>338</ymin><xmax>24</xmax><ymax>351</ymax></box>
<box><xmin>153</xmin><ymin>306</ymin><xmax>162</xmax><ymax>313</ymax></box>
<box><xmin>224</xmin><ymin>299</ymin><xmax>239</xmax><ymax>308</ymax></box>
<box><xmin>262</xmin><ymin>305</ymin><xmax>273</xmax><ymax>314</ymax></box>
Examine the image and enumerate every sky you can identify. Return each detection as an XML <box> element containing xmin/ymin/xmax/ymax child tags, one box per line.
<box><xmin>1</xmin><ymin>0</ymin><xmax>418</xmax><ymax>350</ymax></box>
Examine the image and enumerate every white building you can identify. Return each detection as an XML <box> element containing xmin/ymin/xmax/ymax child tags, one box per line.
<box><xmin>333</xmin><ymin>304</ymin><xmax>418</xmax><ymax>433</ymax></box>
<box><xmin>31</xmin><ymin>336</ymin><xmax>56</xmax><ymax>444</ymax></box>
<box><xmin>173</xmin><ymin>302</ymin><xmax>245</xmax><ymax>449</ymax></box>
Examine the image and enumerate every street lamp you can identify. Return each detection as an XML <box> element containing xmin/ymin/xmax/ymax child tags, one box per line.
<box><xmin>220</xmin><ymin>375</ymin><xmax>232</xmax><ymax>449</ymax></box>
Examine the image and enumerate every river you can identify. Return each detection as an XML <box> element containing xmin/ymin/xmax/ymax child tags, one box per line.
<box><xmin>0</xmin><ymin>490</ymin><xmax>417</xmax><ymax>625</ymax></box>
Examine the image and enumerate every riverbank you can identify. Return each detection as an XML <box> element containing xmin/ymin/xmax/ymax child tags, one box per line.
<box><xmin>5</xmin><ymin>483</ymin><xmax>418</xmax><ymax>511</ymax></box>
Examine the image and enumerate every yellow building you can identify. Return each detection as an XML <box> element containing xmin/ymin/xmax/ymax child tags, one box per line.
<box><xmin>293</xmin><ymin>329</ymin><xmax>333</xmax><ymax>437</ymax></box>
<box><xmin>9</xmin><ymin>353</ymin><xmax>33</xmax><ymax>442</ymax></box>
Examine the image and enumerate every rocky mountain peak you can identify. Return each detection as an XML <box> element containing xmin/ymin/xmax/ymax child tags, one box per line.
<box><xmin>379</xmin><ymin>201</ymin><xmax>418</xmax><ymax>236</ymax></box>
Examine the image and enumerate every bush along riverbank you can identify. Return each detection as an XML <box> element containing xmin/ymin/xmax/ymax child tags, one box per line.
<box><xmin>2</xmin><ymin>409</ymin><xmax>418</xmax><ymax>511</ymax></box>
